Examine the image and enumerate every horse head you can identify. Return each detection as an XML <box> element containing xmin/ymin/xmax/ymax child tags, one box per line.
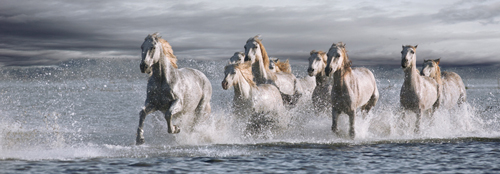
<box><xmin>269</xmin><ymin>57</ymin><xmax>279</xmax><ymax>72</ymax></box>
<box><xmin>222</xmin><ymin>64</ymin><xmax>237</xmax><ymax>90</ymax></box>
<box><xmin>308</xmin><ymin>50</ymin><xmax>327</xmax><ymax>76</ymax></box>
<box><xmin>244</xmin><ymin>35</ymin><xmax>269</xmax><ymax>67</ymax></box>
<box><xmin>325</xmin><ymin>42</ymin><xmax>347</xmax><ymax>76</ymax></box>
<box><xmin>401</xmin><ymin>45</ymin><xmax>418</xmax><ymax>69</ymax></box>
<box><xmin>421</xmin><ymin>58</ymin><xmax>440</xmax><ymax>77</ymax></box>
<box><xmin>140</xmin><ymin>33</ymin><xmax>163</xmax><ymax>74</ymax></box>
<box><xmin>229</xmin><ymin>52</ymin><xmax>245</xmax><ymax>64</ymax></box>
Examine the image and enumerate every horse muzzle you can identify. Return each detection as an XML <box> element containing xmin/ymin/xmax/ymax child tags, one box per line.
<box><xmin>221</xmin><ymin>80</ymin><xmax>229</xmax><ymax>90</ymax></box>
<box><xmin>401</xmin><ymin>62</ymin><xmax>408</xmax><ymax>69</ymax></box>
<box><xmin>325</xmin><ymin>67</ymin><xmax>332</xmax><ymax>76</ymax></box>
<box><xmin>140</xmin><ymin>63</ymin><xmax>151</xmax><ymax>74</ymax></box>
<box><xmin>307</xmin><ymin>68</ymin><xmax>315</xmax><ymax>76</ymax></box>
<box><xmin>140</xmin><ymin>63</ymin><xmax>147</xmax><ymax>73</ymax></box>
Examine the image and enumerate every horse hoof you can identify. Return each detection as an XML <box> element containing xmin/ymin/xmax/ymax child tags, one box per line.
<box><xmin>173</xmin><ymin>125</ymin><xmax>181</xmax><ymax>134</ymax></box>
<box><xmin>349</xmin><ymin>133</ymin><xmax>355</xmax><ymax>139</ymax></box>
<box><xmin>331</xmin><ymin>126</ymin><xmax>339</xmax><ymax>133</ymax></box>
<box><xmin>136</xmin><ymin>138</ymin><xmax>145</xmax><ymax>145</ymax></box>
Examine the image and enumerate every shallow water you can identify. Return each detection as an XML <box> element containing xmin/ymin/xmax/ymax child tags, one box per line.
<box><xmin>1</xmin><ymin>59</ymin><xmax>499</xmax><ymax>173</ymax></box>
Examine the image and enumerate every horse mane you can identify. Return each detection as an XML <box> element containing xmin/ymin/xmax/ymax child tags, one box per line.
<box><xmin>148</xmin><ymin>33</ymin><xmax>178</xmax><ymax>69</ymax></box>
<box><xmin>249</xmin><ymin>36</ymin><xmax>270</xmax><ymax>71</ymax></box>
<box><xmin>275</xmin><ymin>59</ymin><xmax>291</xmax><ymax>73</ymax></box>
<box><xmin>234</xmin><ymin>61</ymin><xmax>256</xmax><ymax>87</ymax></box>
<box><xmin>158</xmin><ymin>39</ymin><xmax>178</xmax><ymax>69</ymax></box>
<box><xmin>335</xmin><ymin>42</ymin><xmax>352</xmax><ymax>75</ymax></box>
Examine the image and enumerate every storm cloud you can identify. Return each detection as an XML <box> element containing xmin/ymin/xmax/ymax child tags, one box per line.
<box><xmin>1</xmin><ymin>0</ymin><xmax>499</xmax><ymax>66</ymax></box>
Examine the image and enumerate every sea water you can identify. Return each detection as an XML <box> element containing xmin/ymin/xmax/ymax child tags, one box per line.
<box><xmin>0</xmin><ymin>58</ymin><xmax>499</xmax><ymax>173</ymax></box>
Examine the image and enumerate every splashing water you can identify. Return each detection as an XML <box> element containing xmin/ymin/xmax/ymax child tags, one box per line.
<box><xmin>0</xmin><ymin>59</ymin><xmax>499</xmax><ymax>165</ymax></box>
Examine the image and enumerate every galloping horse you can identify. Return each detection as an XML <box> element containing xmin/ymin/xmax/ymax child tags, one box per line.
<box><xmin>308</xmin><ymin>50</ymin><xmax>333</xmax><ymax>112</ymax></box>
<box><xmin>421</xmin><ymin>59</ymin><xmax>466</xmax><ymax>109</ymax></box>
<box><xmin>136</xmin><ymin>33</ymin><xmax>212</xmax><ymax>145</ymax></box>
<box><xmin>221</xmin><ymin>62</ymin><xmax>287</xmax><ymax>134</ymax></box>
<box><xmin>400</xmin><ymin>45</ymin><xmax>439</xmax><ymax>133</ymax></box>
<box><xmin>243</xmin><ymin>35</ymin><xmax>302</xmax><ymax>105</ymax></box>
<box><xmin>325</xmin><ymin>42</ymin><xmax>379</xmax><ymax>139</ymax></box>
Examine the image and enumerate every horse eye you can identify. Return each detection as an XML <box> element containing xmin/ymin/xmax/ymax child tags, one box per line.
<box><xmin>410</xmin><ymin>50</ymin><xmax>415</xmax><ymax>54</ymax></box>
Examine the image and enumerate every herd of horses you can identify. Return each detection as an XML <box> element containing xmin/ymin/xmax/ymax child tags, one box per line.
<box><xmin>135</xmin><ymin>33</ymin><xmax>466</xmax><ymax>145</ymax></box>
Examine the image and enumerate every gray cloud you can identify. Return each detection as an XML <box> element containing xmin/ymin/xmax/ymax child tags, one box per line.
<box><xmin>0</xmin><ymin>0</ymin><xmax>499</xmax><ymax>66</ymax></box>
<box><xmin>434</xmin><ymin>0</ymin><xmax>500</xmax><ymax>24</ymax></box>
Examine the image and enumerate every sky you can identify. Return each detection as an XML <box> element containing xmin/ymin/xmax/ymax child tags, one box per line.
<box><xmin>1</xmin><ymin>0</ymin><xmax>499</xmax><ymax>66</ymax></box>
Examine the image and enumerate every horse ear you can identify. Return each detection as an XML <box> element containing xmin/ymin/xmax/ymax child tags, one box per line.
<box><xmin>254</xmin><ymin>34</ymin><xmax>262</xmax><ymax>40</ymax></box>
<box><xmin>414</xmin><ymin>45</ymin><xmax>418</xmax><ymax>49</ymax></box>
<box><xmin>435</xmin><ymin>59</ymin><xmax>440</xmax><ymax>65</ymax></box>
<box><xmin>402</xmin><ymin>45</ymin><xmax>404</xmax><ymax>49</ymax></box>
<box><xmin>310</xmin><ymin>50</ymin><xmax>316</xmax><ymax>55</ymax></box>
<box><xmin>342</xmin><ymin>43</ymin><xmax>346</xmax><ymax>47</ymax></box>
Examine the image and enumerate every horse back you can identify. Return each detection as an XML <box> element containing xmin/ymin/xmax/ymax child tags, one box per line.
<box><xmin>442</xmin><ymin>71</ymin><xmax>465</xmax><ymax>90</ymax></box>
<box><xmin>441</xmin><ymin>71</ymin><xmax>466</xmax><ymax>107</ymax></box>
<box><xmin>176</xmin><ymin>68</ymin><xmax>212</xmax><ymax>103</ymax></box>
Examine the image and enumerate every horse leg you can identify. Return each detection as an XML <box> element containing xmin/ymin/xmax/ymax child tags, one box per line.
<box><xmin>414</xmin><ymin>109</ymin><xmax>422</xmax><ymax>134</ymax></box>
<box><xmin>361</xmin><ymin>95</ymin><xmax>377</xmax><ymax>119</ymax></box>
<box><xmin>193</xmin><ymin>97</ymin><xmax>212</xmax><ymax>130</ymax></box>
<box><xmin>291</xmin><ymin>79</ymin><xmax>303</xmax><ymax>105</ymax></box>
<box><xmin>136</xmin><ymin>105</ymin><xmax>156</xmax><ymax>145</ymax></box>
<box><xmin>165</xmin><ymin>100</ymin><xmax>182</xmax><ymax>134</ymax></box>
<box><xmin>347</xmin><ymin>110</ymin><xmax>356</xmax><ymax>139</ymax></box>
<box><xmin>331</xmin><ymin>108</ymin><xmax>341</xmax><ymax>135</ymax></box>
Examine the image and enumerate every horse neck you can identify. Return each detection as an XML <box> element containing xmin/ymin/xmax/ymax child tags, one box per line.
<box><xmin>403</xmin><ymin>57</ymin><xmax>420</xmax><ymax>87</ymax></box>
<box><xmin>154</xmin><ymin>53</ymin><xmax>178</xmax><ymax>84</ymax></box>
<box><xmin>433</xmin><ymin>68</ymin><xmax>443</xmax><ymax>86</ymax></box>
<box><xmin>332</xmin><ymin>60</ymin><xmax>352</xmax><ymax>90</ymax></box>
<box><xmin>233</xmin><ymin>71</ymin><xmax>253</xmax><ymax>100</ymax></box>
<box><xmin>252</xmin><ymin>55</ymin><xmax>274</xmax><ymax>84</ymax></box>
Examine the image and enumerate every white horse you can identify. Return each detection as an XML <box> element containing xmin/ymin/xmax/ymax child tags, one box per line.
<box><xmin>221</xmin><ymin>62</ymin><xmax>287</xmax><ymax>134</ymax></box>
<box><xmin>421</xmin><ymin>59</ymin><xmax>466</xmax><ymax>109</ymax></box>
<box><xmin>400</xmin><ymin>45</ymin><xmax>439</xmax><ymax>133</ymax></box>
<box><xmin>243</xmin><ymin>35</ymin><xmax>302</xmax><ymax>105</ymax></box>
<box><xmin>307</xmin><ymin>50</ymin><xmax>333</xmax><ymax>112</ymax></box>
<box><xmin>325</xmin><ymin>42</ymin><xmax>379</xmax><ymax>139</ymax></box>
<box><xmin>136</xmin><ymin>33</ymin><xmax>212</xmax><ymax>145</ymax></box>
<box><xmin>229</xmin><ymin>52</ymin><xmax>245</xmax><ymax>64</ymax></box>
<box><xmin>269</xmin><ymin>57</ymin><xmax>316</xmax><ymax>102</ymax></box>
